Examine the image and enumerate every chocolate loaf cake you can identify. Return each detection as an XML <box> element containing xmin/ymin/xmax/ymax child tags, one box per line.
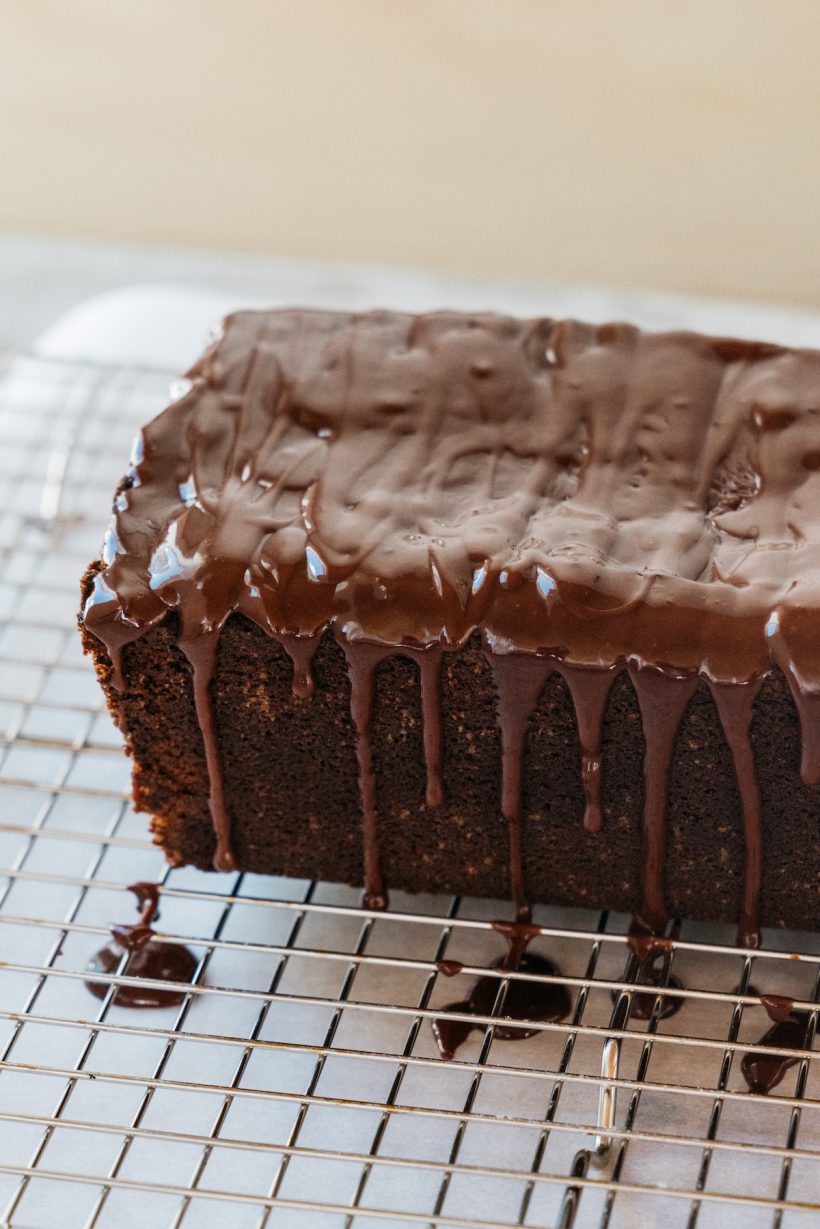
<box><xmin>80</xmin><ymin>309</ymin><xmax>820</xmax><ymax>940</ymax></box>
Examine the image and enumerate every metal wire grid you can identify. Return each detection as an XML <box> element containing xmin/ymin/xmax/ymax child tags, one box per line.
<box><xmin>0</xmin><ymin>345</ymin><xmax>818</xmax><ymax>1229</ymax></box>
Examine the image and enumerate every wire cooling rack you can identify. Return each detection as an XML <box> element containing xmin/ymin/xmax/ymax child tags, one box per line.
<box><xmin>0</xmin><ymin>344</ymin><xmax>819</xmax><ymax>1229</ymax></box>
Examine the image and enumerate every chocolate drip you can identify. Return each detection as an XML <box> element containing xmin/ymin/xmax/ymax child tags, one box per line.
<box><xmin>180</xmin><ymin>631</ymin><xmax>236</xmax><ymax>872</ymax></box>
<box><xmin>129</xmin><ymin>880</ymin><xmax>160</xmax><ymax>918</ymax></box>
<box><xmin>791</xmin><ymin>688</ymin><xmax>820</xmax><ymax>787</ymax></box>
<box><xmin>85</xmin><ymin>881</ymin><xmax>198</xmax><ymax>1008</ymax></box>
<box><xmin>485</xmin><ymin>652</ymin><xmax>552</xmax><ymax>921</ymax></box>
<box><xmin>760</xmin><ymin>993</ymin><xmax>795</xmax><ymax>1023</ymax></box>
<box><xmin>709</xmin><ymin>680</ymin><xmax>764</xmax><ymax>947</ymax></box>
<box><xmin>558</xmin><ymin>664</ymin><xmax>617</xmax><ymax>832</ymax></box>
<box><xmin>413</xmin><ymin>647</ymin><xmax>445</xmax><ymax>808</ymax></box>
<box><xmin>107</xmin><ymin>645</ymin><xmax>125</xmax><ymax>692</ymax></box>
<box><xmin>82</xmin><ymin>576</ymin><xmax>155</xmax><ymax>695</ymax></box>
<box><xmin>775</xmin><ymin>660</ymin><xmax>820</xmax><ymax>786</ymax></box>
<box><xmin>620</xmin><ymin>920</ymin><xmax>684</xmax><ymax>1020</ymax></box>
<box><xmin>491</xmin><ymin>917</ymin><xmax>543</xmax><ymax>969</ymax></box>
<box><xmin>278</xmin><ymin>631</ymin><xmax>321</xmax><ymax>700</ymax></box>
<box><xmin>83</xmin><ymin>572</ymin><xmax>237</xmax><ymax>871</ymax></box>
<box><xmin>626</xmin><ymin>918</ymin><xmax>675</xmax><ymax>964</ymax></box>
<box><xmin>432</xmin><ymin>920</ymin><xmax>570</xmax><ymax>1060</ymax></box>
<box><xmin>341</xmin><ymin>638</ymin><xmax>390</xmax><ymax>909</ymax></box>
<box><xmin>96</xmin><ymin>627</ymin><xmax>128</xmax><ymax>693</ymax></box>
<box><xmin>90</xmin><ymin>602</ymin><xmax>237</xmax><ymax>871</ymax></box>
<box><xmin>629</xmin><ymin>669</ymin><xmax>698</xmax><ymax>934</ymax></box>
<box><xmin>741</xmin><ymin>999</ymin><xmax>810</xmax><ymax>1095</ymax></box>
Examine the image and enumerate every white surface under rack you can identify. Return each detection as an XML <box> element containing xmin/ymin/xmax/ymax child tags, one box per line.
<box><xmin>0</xmin><ymin>286</ymin><xmax>818</xmax><ymax>1228</ymax></box>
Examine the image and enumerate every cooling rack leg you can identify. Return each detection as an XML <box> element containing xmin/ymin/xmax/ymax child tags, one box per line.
<box><xmin>593</xmin><ymin>1036</ymin><xmax>621</xmax><ymax>1162</ymax></box>
<box><xmin>516</xmin><ymin>910</ymin><xmax>610</xmax><ymax>1228</ymax></box>
<box><xmin>556</xmin><ymin>995</ymin><xmax>628</xmax><ymax>1229</ymax></box>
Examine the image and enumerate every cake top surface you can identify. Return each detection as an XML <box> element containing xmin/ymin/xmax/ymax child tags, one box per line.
<box><xmin>84</xmin><ymin>307</ymin><xmax>820</xmax><ymax>683</ymax></box>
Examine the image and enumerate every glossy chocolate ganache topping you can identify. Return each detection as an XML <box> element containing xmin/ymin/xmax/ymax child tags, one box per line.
<box><xmin>82</xmin><ymin>309</ymin><xmax>820</xmax><ymax>938</ymax></box>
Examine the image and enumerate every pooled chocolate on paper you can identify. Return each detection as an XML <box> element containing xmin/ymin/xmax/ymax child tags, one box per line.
<box><xmin>85</xmin><ymin>881</ymin><xmax>197</xmax><ymax>1008</ymax></box>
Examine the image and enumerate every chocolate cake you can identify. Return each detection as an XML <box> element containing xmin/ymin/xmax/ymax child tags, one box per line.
<box><xmin>80</xmin><ymin>309</ymin><xmax>820</xmax><ymax>941</ymax></box>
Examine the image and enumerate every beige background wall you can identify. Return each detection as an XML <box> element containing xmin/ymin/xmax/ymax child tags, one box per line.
<box><xmin>2</xmin><ymin>1</ymin><xmax>820</xmax><ymax>307</ymax></box>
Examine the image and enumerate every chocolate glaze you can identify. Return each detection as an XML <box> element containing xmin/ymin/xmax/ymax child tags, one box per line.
<box><xmin>85</xmin><ymin>881</ymin><xmax>198</xmax><ymax>1008</ymax></box>
<box><xmin>432</xmin><ymin>922</ymin><xmax>571</xmax><ymax>1060</ymax></box>
<box><xmin>741</xmin><ymin>997</ymin><xmax>809</xmax><ymax>1095</ymax></box>
<box><xmin>81</xmin><ymin>309</ymin><xmax>820</xmax><ymax>937</ymax></box>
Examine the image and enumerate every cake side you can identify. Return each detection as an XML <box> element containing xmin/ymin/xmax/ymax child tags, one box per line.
<box><xmin>81</xmin><ymin>607</ymin><xmax>820</xmax><ymax>932</ymax></box>
<box><xmin>80</xmin><ymin>309</ymin><xmax>820</xmax><ymax>940</ymax></box>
